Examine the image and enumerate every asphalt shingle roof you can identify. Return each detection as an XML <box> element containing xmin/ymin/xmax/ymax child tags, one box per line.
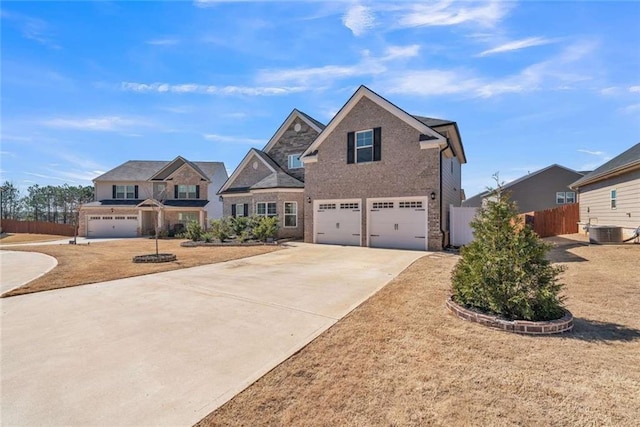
<box><xmin>412</xmin><ymin>115</ymin><xmax>455</xmax><ymax>128</ymax></box>
<box><xmin>571</xmin><ymin>143</ymin><xmax>640</xmax><ymax>187</ymax></box>
<box><xmin>94</xmin><ymin>160</ymin><xmax>225</xmax><ymax>182</ymax></box>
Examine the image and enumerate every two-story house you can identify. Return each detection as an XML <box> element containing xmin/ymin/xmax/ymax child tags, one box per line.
<box><xmin>218</xmin><ymin>109</ymin><xmax>325</xmax><ymax>239</ymax></box>
<box><xmin>301</xmin><ymin>85</ymin><xmax>466</xmax><ymax>251</ymax></box>
<box><xmin>78</xmin><ymin>156</ymin><xmax>227</xmax><ymax>237</ymax></box>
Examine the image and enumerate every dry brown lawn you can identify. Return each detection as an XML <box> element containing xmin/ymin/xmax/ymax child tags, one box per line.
<box><xmin>198</xmin><ymin>235</ymin><xmax>640</xmax><ymax>427</ymax></box>
<box><xmin>2</xmin><ymin>239</ymin><xmax>281</xmax><ymax>297</ymax></box>
<box><xmin>0</xmin><ymin>233</ymin><xmax>69</xmax><ymax>244</ymax></box>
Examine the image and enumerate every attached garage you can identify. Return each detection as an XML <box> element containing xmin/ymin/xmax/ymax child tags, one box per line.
<box><xmin>87</xmin><ymin>215</ymin><xmax>139</xmax><ymax>238</ymax></box>
<box><xmin>314</xmin><ymin>199</ymin><xmax>361</xmax><ymax>246</ymax></box>
<box><xmin>367</xmin><ymin>197</ymin><xmax>428</xmax><ymax>251</ymax></box>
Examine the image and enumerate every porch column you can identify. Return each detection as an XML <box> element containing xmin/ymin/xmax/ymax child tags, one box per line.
<box><xmin>199</xmin><ymin>210</ymin><xmax>205</xmax><ymax>229</ymax></box>
<box><xmin>138</xmin><ymin>209</ymin><xmax>143</xmax><ymax>236</ymax></box>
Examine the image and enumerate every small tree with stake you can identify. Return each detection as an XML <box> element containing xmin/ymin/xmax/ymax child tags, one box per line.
<box><xmin>451</xmin><ymin>175</ymin><xmax>566</xmax><ymax>321</ymax></box>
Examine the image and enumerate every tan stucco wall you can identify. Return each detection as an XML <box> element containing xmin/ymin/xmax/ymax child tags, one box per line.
<box><xmin>303</xmin><ymin>96</ymin><xmax>443</xmax><ymax>250</ymax></box>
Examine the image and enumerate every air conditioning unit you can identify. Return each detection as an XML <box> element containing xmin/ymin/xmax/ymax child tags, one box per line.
<box><xmin>588</xmin><ymin>225</ymin><xmax>623</xmax><ymax>244</ymax></box>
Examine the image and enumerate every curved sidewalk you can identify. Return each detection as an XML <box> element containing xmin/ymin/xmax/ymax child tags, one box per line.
<box><xmin>0</xmin><ymin>251</ymin><xmax>58</xmax><ymax>294</ymax></box>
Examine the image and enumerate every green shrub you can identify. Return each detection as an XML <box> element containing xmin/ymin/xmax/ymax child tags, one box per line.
<box><xmin>185</xmin><ymin>221</ymin><xmax>204</xmax><ymax>242</ymax></box>
<box><xmin>230</xmin><ymin>216</ymin><xmax>250</xmax><ymax>237</ymax></box>
<box><xmin>209</xmin><ymin>217</ymin><xmax>232</xmax><ymax>242</ymax></box>
<box><xmin>202</xmin><ymin>232</ymin><xmax>214</xmax><ymax>243</ymax></box>
<box><xmin>451</xmin><ymin>182</ymin><xmax>565</xmax><ymax>321</ymax></box>
<box><xmin>253</xmin><ymin>216</ymin><xmax>279</xmax><ymax>242</ymax></box>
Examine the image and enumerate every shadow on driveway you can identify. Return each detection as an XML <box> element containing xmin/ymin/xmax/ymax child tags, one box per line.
<box><xmin>557</xmin><ymin>318</ymin><xmax>640</xmax><ymax>342</ymax></box>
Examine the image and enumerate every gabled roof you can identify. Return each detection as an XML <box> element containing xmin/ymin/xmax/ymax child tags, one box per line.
<box><xmin>94</xmin><ymin>159</ymin><xmax>225</xmax><ymax>182</ymax></box>
<box><xmin>149</xmin><ymin>156</ymin><xmax>210</xmax><ymax>182</ymax></box>
<box><xmin>463</xmin><ymin>164</ymin><xmax>584</xmax><ymax>205</ymax></box>
<box><xmin>262</xmin><ymin>109</ymin><xmax>325</xmax><ymax>153</ymax></box>
<box><xmin>217</xmin><ymin>149</ymin><xmax>275</xmax><ymax>194</ymax></box>
<box><xmin>82</xmin><ymin>199</ymin><xmax>209</xmax><ymax>207</ymax></box>
<box><xmin>571</xmin><ymin>143</ymin><xmax>640</xmax><ymax>188</ymax></box>
<box><xmin>301</xmin><ymin>85</ymin><xmax>459</xmax><ymax>160</ymax></box>
<box><xmin>412</xmin><ymin>115</ymin><xmax>455</xmax><ymax>128</ymax></box>
<box><xmin>251</xmin><ymin>171</ymin><xmax>304</xmax><ymax>190</ymax></box>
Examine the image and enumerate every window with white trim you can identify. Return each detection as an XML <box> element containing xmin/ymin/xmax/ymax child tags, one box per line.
<box><xmin>284</xmin><ymin>202</ymin><xmax>297</xmax><ymax>227</ymax></box>
<box><xmin>372</xmin><ymin>202</ymin><xmax>394</xmax><ymax>209</ymax></box>
<box><xmin>116</xmin><ymin>185</ymin><xmax>136</xmax><ymax>199</ymax></box>
<box><xmin>235</xmin><ymin>204</ymin><xmax>246</xmax><ymax>217</ymax></box>
<box><xmin>399</xmin><ymin>201</ymin><xmax>423</xmax><ymax>208</ymax></box>
<box><xmin>318</xmin><ymin>203</ymin><xmax>336</xmax><ymax>210</ymax></box>
<box><xmin>178</xmin><ymin>212</ymin><xmax>198</xmax><ymax>224</ymax></box>
<box><xmin>178</xmin><ymin>185</ymin><xmax>197</xmax><ymax>199</ymax></box>
<box><xmin>288</xmin><ymin>153</ymin><xmax>304</xmax><ymax>169</ymax></box>
<box><xmin>565</xmin><ymin>192</ymin><xmax>576</xmax><ymax>204</ymax></box>
<box><xmin>356</xmin><ymin>129</ymin><xmax>373</xmax><ymax>163</ymax></box>
<box><xmin>256</xmin><ymin>202</ymin><xmax>277</xmax><ymax>217</ymax></box>
<box><xmin>556</xmin><ymin>192</ymin><xmax>565</xmax><ymax>204</ymax></box>
<box><xmin>340</xmin><ymin>202</ymin><xmax>359</xmax><ymax>209</ymax></box>
<box><xmin>611</xmin><ymin>189</ymin><xmax>617</xmax><ymax>209</ymax></box>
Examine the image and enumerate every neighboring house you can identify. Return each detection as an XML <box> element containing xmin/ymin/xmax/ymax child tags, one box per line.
<box><xmin>570</xmin><ymin>143</ymin><xmax>640</xmax><ymax>238</ymax></box>
<box><xmin>301</xmin><ymin>85</ymin><xmax>466</xmax><ymax>251</ymax></box>
<box><xmin>462</xmin><ymin>164</ymin><xmax>585</xmax><ymax>213</ymax></box>
<box><xmin>218</xmin><ymin>109</ymin><xmax>325</xmax><ymax>239</ymax></box>
<box><xmin>79</xmin><ymin>156</ymin><xmax>227</xmax><ymax>237</ymax></box>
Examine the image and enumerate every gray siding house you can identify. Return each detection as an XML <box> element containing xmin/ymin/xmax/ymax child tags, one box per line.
<box><xmin>571</xmin><ymin>143</ymin><xmax>640</xmax><ymax>239</ymax></box>
<box><xmin>301</xmin><ymin>85</ymin><xmax>466</xmax><ymax>251</ymax></box>
<box><xmin>218</xmin><ymin>109</ymin><xmax>324</xmax><ymax>239</ymax></box>
<box><xmin>463</xmin><ymin>164</ymin><xmax>585</xmax><ymax>213</ymax></box>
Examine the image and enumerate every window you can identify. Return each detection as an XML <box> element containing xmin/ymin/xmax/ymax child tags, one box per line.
<box><xmin>556</xmin><ymin>192</ymin><xmax>576</xmax><ymax>204</ymax></box>
<box><xmin>611</xmin><ymin>189</ymin><xmax>617</xmax><ymax>209</ymax></box>
<box><xmin>288</xmin><ymin>153</ymin><xmax>304</xmax><ymax>169</ymax></box>
<box><xmin>154</xmin><ymin>183</ymin><xmax>166</xmax><ymax>199</ymax></box>
<box><xmin>235</xmin><ymin>204</ymin><xmax>246</xmax><ymax>217</ymax></box>
<box><xmin>177</xmin><ymin>185</ymin><xmax>197</xmax><ymax>199</ymax></box>
<box><xmin>284</xmin><ymin>202</ymin><xmax>297</xmax><ymax>227</ymax></box>
<box><xmin>356</xmin><ymin>130</ymin><xmax>373</xmax><ymax>163</ymax></box>
<box><xmin>89</xmin><ymin>216</ymin><xmax>101</xmax><ymax>220</ymax></box>
<box><xmin>566</xmin><ymin>192</ymin><xmax>576</xmax><ymax>204</ymax></box>
<box><xmin>178</xmin><ymin>212</ymin><xmax>198</xmax><ymax>224</ymax></box>
<box><xmin>318</xmin><ymin>203</ymin><xmax>336</xmax><ymax>210</ymax></box>
<box><xmin>399</xmin><ymin>201</ymin><xmax>423</xmax><ymax>208</ymax></box>
<box><xmin>372</xmin><ymin>202</ymin><xmax>394</xmax><ymax>209</ymax></box>
<box><xmin>126</xmin><ymin>216</ymin><xmax>138</xmax><ymax>220</ymax></box>
<box><xmin>115</xmin><ymin>185</ymin><xmax>136</xmax><ymax>199</ymax></box>
<box><xmin>340</xmin><ymin>202</ymin><xmax>359</xmax><ymax>209</ymax></box>
<box><xmin>256</xmin><ymin>202</ymin><xmax>277</xmax><ymax>217</ymax></box>
<box><xmin>114</xmin><ymin>216</ymin><xmax>126</xmax><ymax>220</ymax></box>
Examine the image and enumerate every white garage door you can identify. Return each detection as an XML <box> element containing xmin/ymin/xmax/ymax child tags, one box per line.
<box><xmin>314</xmin><ymin>199</ymin><xmax>361</xmax><ymax>246</ymax></box>
<box><xmin>368</xmin><ymin>197</ymin><xmax>428</xmax><ymax>251</ymax></box>
<box><xmin>87</xmin><ymin>215</ymin><xmax>138</xmax><ymax>238</ymax></box>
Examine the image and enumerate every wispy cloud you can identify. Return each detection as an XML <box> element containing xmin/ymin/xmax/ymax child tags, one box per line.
<box><xmin>146</xmin><ymin>38</ymin><xmax>180</xmax><ymax>46</ymax></box>
<box><xmin>629</xmin><ymin>85</ymin><xmax>640</xmax><ymax>93</ymax></box>
<box><xmin>25</xmin><ymin>172</ymin><xmax>72</xmax><ymax>182</ymax></box>
<box><xmin>578</xmin><ymin>149</ymin><xmax>605</xmax><ymax>156</ymax></box>
<box><xmin>203</xmin><ymin>133</ymin><xmax>264</xmax><ymax>145</ymax></box>
<box><xmin>619</xmin><ymin>103</ymin><xmax>640</xmax><ymax>114</ymax></box>
<box><xmin>395</xmin><ymin>1</ymin><xmax>511</xmax><ymax>29</ymax></box>
<box><xmin>342</xmin><ymin>4</ymin><xmax>375</xmax><ymax>36</ymax></box>
<box><xmin>1</xmin><ymin>10</ymin><xmax>60</xmax><ymax>49</ymax></box>
<box><xmin>477</xmin><ymin>36</ymin><xmax>556</xmax><ymax>57</ymax></box>
<box><xmin>121</xmin><ymin>82</ymin><xmax>306</xmax><ymax>96</ymax></box>
<box><xmin>41</xmin><ymin>116</ymin><xmax>150</xmax><ymax>131</ymax></box>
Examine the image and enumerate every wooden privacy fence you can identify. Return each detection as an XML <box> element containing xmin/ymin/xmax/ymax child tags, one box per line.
<box><xmin>0</xmin><ymin>219</ymin><xmax>76</xmax><ymax>236</ymax></box>
<box><xmin>523</xmin><ymin>203</ymin><xmax>580</xmax><ymax>238</ymax></box>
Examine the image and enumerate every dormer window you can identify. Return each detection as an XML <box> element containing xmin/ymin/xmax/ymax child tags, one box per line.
<box><xmin>288</xmin><ymin>153</ymin><xmax>304</xmax><ymax>169</ymax></box>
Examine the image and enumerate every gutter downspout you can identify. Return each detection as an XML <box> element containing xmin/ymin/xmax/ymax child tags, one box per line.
<box><xmin>439</xmin><ymin>139</ymin><xmax>451</xmax><ymax>250</ymax></box>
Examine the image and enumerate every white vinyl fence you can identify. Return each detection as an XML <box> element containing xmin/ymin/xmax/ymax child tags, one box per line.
<box><xmin>450</xmin><ymin>205</ymin><xmax>478</xmax><ymax>247</ymax></box>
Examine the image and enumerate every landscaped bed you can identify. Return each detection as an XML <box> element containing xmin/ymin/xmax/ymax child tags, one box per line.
<box><xmin>197</xmin><ymin>235</ymin><xmax>640</xmax><ymax>426</ymax></box>
<box><xmin>1</xmin><ymin>238</ymin><xmax>282</xmax><ymax>297</ymax></box>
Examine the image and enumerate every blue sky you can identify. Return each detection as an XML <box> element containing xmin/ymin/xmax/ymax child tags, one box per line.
<box><xmin>1</xmin><ymin>0</ymin><xmax>639</xmax><ymax>197</ymax></box>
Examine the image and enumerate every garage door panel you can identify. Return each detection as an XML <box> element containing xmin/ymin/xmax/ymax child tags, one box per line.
<box><xmin>88</xmin><ymin>215</ymin><xmax>138</xmax><ymax>238</ymax></box>
<box><xmin>315</xmin><ymin>200</ymin><xmax>361</xmax><ymax>246</ymax></box>
<box><xmin>368</xmin><ymin>198</ymin><xmax>427</xmax><ymax>251</ymax></box>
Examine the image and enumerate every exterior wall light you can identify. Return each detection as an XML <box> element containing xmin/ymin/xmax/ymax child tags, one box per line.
<box><xmin>430</xmin><ymin>192</ymin><xmax>436</xmax><ymax>200</ymax></box>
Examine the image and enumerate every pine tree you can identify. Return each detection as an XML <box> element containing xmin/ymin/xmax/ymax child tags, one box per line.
<box><xmin>451</xmin><ymin>179</ymin><xmax>565</xmax><ymax>321</ymax></box>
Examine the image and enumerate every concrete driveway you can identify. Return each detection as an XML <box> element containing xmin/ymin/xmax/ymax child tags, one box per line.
<box><xmin>0</xmin><ymin>250</ymin><xmax>58</xmax><ymax>294</ymax></box>
<box><xmin>0</xmin><ymin>243</ymin><xmax>424</xmax><ymax>426</ymax></box>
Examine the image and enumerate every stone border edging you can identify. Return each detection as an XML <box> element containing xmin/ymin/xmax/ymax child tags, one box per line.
<box><xmin>446</xmin><ymin>297</ymin><xmax>573</xmax><ymax>335</ymax></box>
<box><xmin>132</xmin><ymin>253</ymin><xmax>177</xmax><ymax>263</ymax></box>
<box><xmin>180</xmin><ymin>238</ymin><xmax>296</xmax><ymax>248</ymax></box>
